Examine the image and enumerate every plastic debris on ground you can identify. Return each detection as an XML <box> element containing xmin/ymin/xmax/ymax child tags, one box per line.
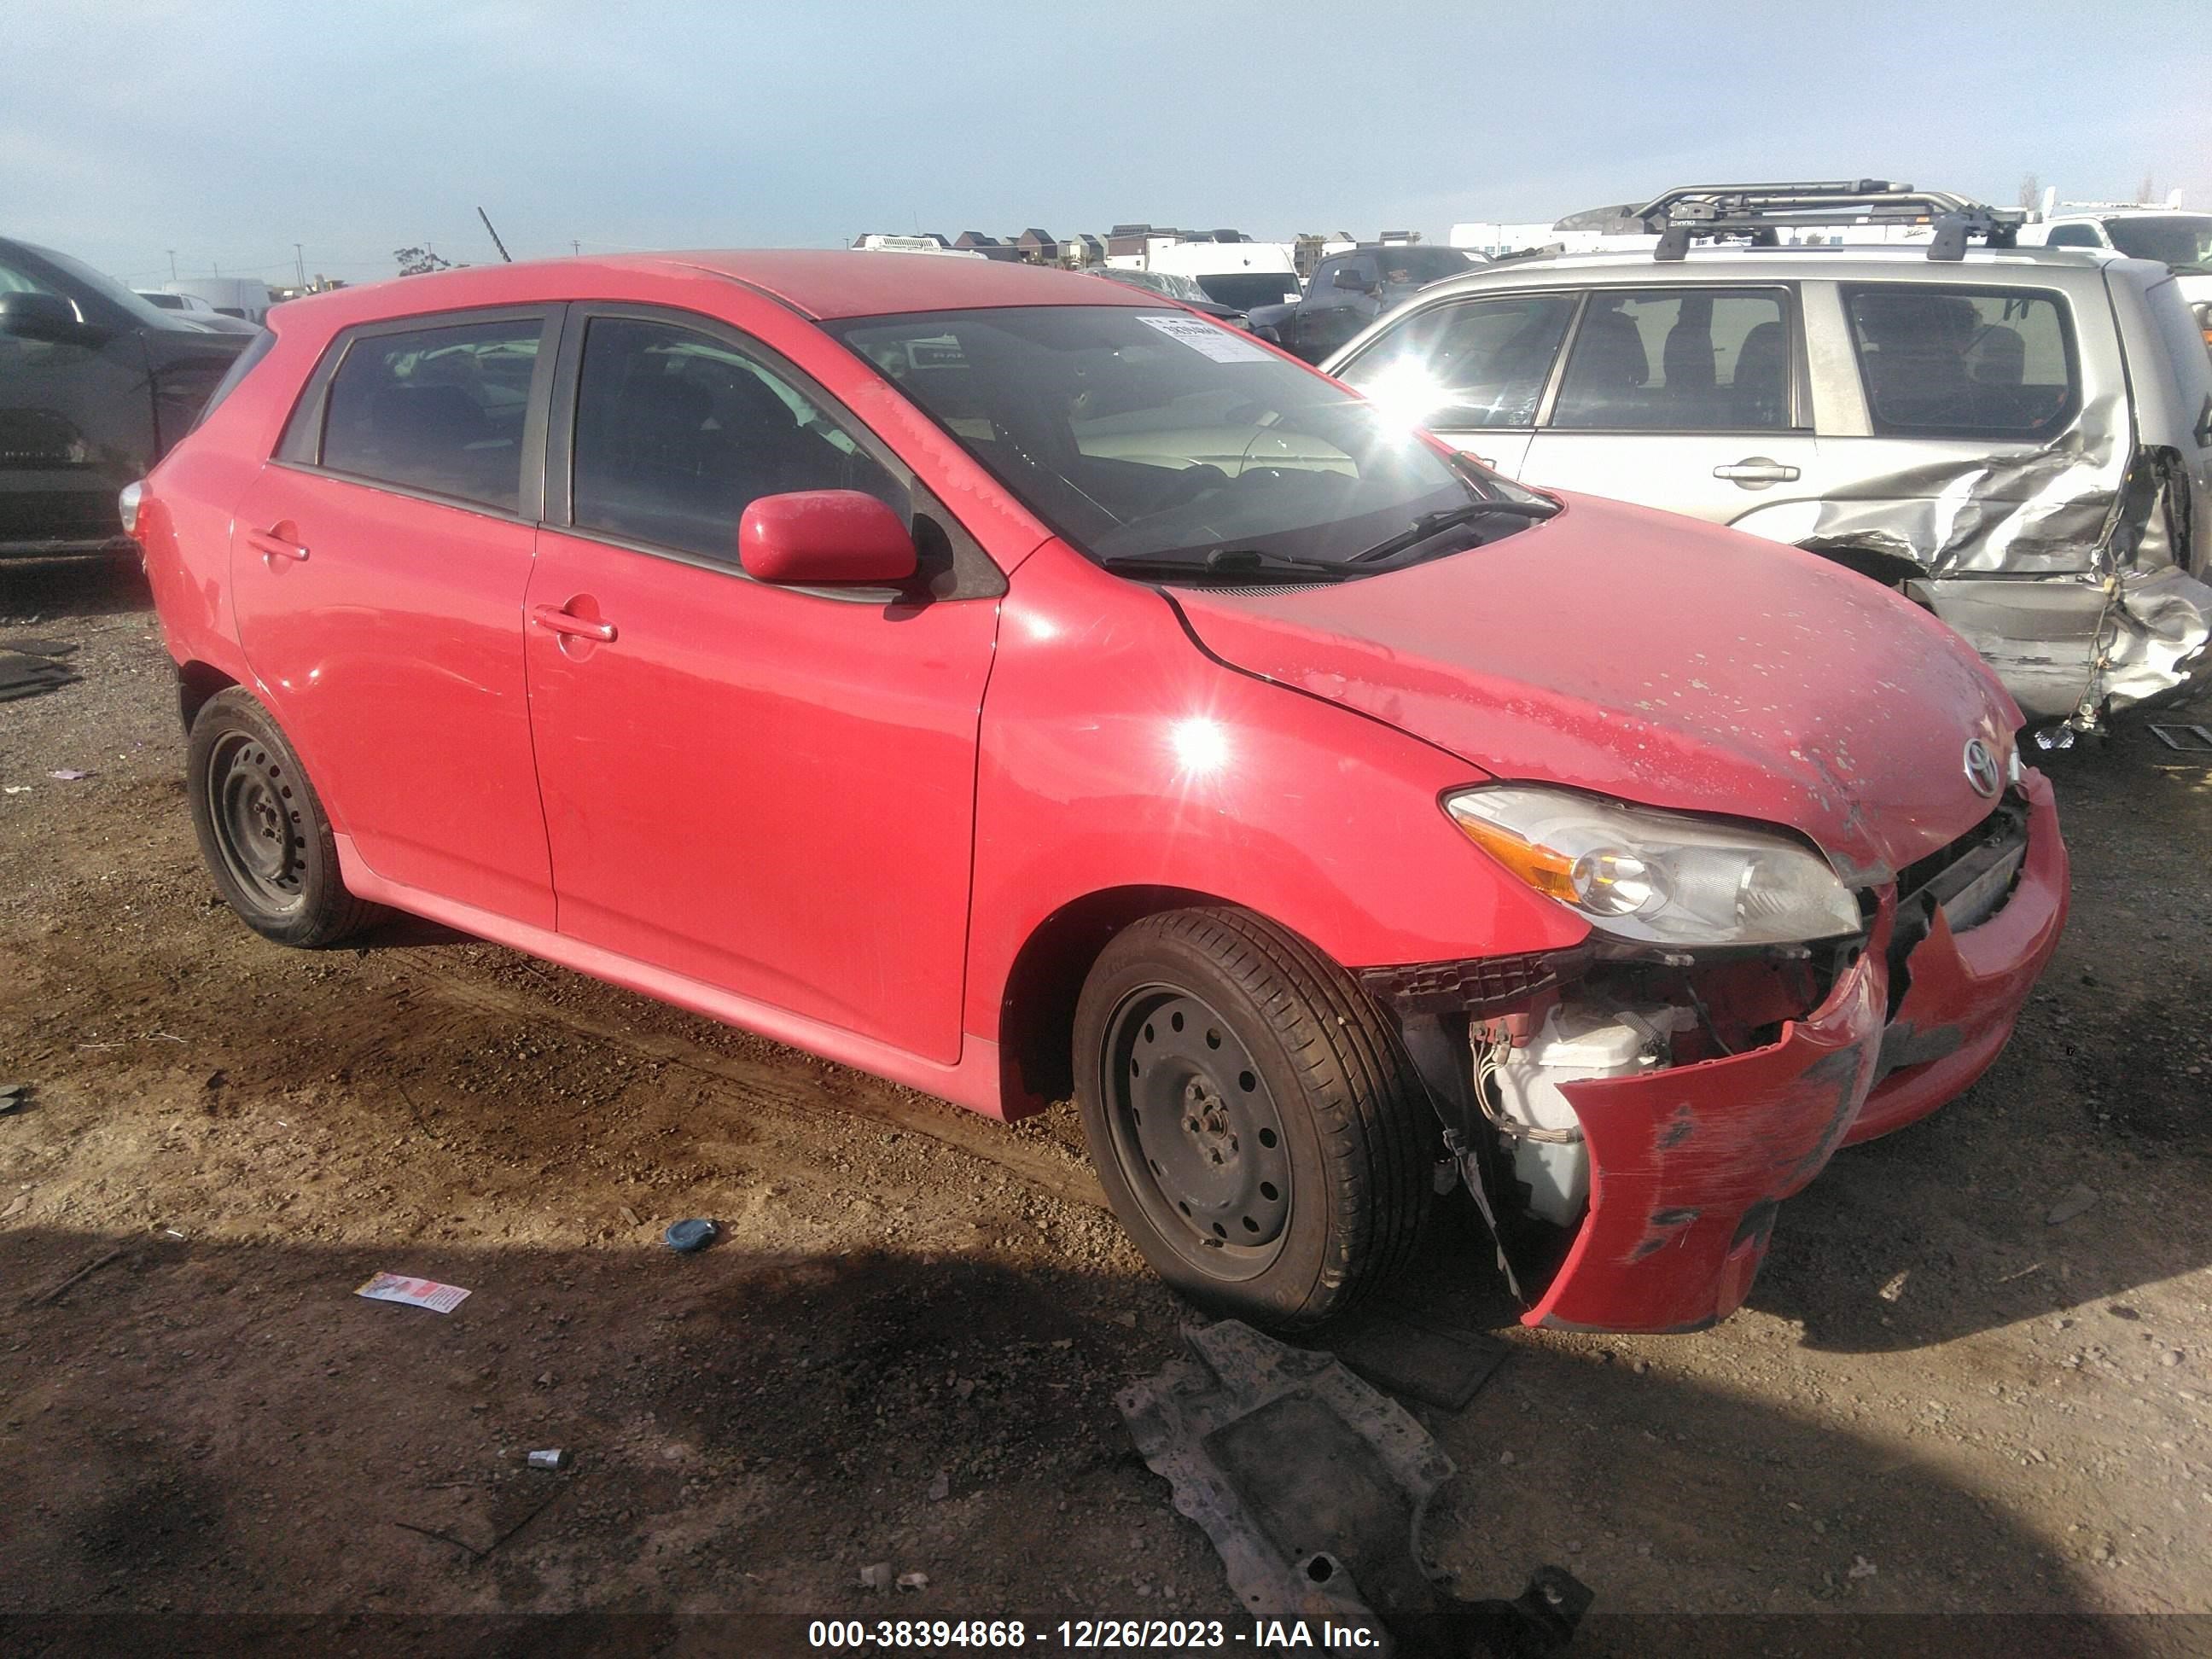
<box><xmin>1121</xmin><ymin>1319</ymin><xmax>1591</xmax><ymax>1656</ymax></box>
<box><xmin>663</xmin><ymin>1218</ymin><xmax>718</xmax><ymax>1253</ymax></box>
<box><xmin>2046</xmin><ymin>1185</ymin><xmax>2100</xmax><ymax>1226</ymax></box>
<box><xmin>0</xmin><ymin>1083</ymin><xmax>26</xmax><ymax>1115</ymax></box>
<box><xmin>355</xmin><ymin>1272</ymin><xmax>472</xmax><ymax>1313</ymax></box>
<box><xmin>47</xmin><ymin>769</ymin><xmax>93</xmax><ymax>782</ymax></box>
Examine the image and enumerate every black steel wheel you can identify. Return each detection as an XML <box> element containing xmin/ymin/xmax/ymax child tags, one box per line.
<box><xmin>203</xmin><ymin>729</ymin><xmax>307</xmax><ymax>913</ymax></box>
<box><xmin>1074</xmin><ymin>907</ymin><xmax>1432</xmax><ymax>1329</ymax></box>
<box><xmin>1103</xmin><ymin>985</ymin><xmax>1295</xmax><ymax>1280</ymax></box>
<box><xmin>187</xmin><ymin>687</ymin><xmax>384</xmax><ymax>948</ymax></box>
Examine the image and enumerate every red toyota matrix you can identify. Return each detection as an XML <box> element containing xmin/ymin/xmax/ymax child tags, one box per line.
<box><xmin>128</xmin><ymin>253</ymin><xmax>2066</xmax><ymax>1333</ymax></box>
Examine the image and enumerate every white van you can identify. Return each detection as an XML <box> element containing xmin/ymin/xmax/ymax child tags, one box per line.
<box><xmin>160</xmin><ymin>277</ymin><xmax>274</xmax><ymax>323</ymax></box>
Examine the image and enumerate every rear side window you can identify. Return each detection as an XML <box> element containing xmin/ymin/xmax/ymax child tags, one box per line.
<box><xmin>1551</xmin><ymin>288</ymin><xmax>1792</xmax><ymax>431</ymax></box>
<box><xmin>569</xmin><ymin>316</ymin><xmax>904</xmax><ymax>562</ymax></box>
<box><xmin>1842</xmin><ymin>285</ymin><xmax>2076</xmax><ymax>440</ymax></box>
<box><xmin>1337</xmin><ymin>293</ymin><xmax>1575</xmax><ymax>428</ymax></box>
<box><xmin>2045</xmin><ymin>223</ymin><xmax>2105</xmax><ymax>249</ymax></box>
<box><xmin>318</xmin><ymin>317</ymin><xmax>544</xmax><ymax>511</ymax></box>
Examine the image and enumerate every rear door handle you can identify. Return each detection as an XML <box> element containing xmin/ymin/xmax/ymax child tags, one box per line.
<box><xmin>245</xmin><ymin>527</ymin><xmax>309</xmax><ymax>563</ymax></box>
<box><xmin>530</xmin><ymin>603</ymin><xmax>617</xmax><ymax>643</ymax></box>
<box><xmin>1712</xmin><ymin>457</ymin><xmax>1801</xmax><ymax>486</ymax></box>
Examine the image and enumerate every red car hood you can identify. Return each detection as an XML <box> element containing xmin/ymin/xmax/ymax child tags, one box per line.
<box><xmin>1171</xmin><ymin>493</ymin><xmax>2022</xmax><ymax>878</ymax></box>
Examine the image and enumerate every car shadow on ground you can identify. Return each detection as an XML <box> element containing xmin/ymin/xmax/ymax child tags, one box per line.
<box><xmin>1</xmin><ymin>556</ymin><xmax>152</xmax><ymax>621</ymax></box>
<box><xmin>0</xmin><ymin>1224</ymin><xmax>2153</xmax><ymax>1651</ymax></box>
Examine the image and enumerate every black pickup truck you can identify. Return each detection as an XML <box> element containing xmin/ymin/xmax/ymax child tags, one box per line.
<box><xmin>1246</xmin><ymin>244</ymin><xmax>1485</xmax><ymax>364</ymax></box>
<box><xmin>3</xmin><ymin>236</ymin><xmax>256</xmax><ymax>559</ymax></box>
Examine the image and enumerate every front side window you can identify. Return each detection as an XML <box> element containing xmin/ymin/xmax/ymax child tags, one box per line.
<box><xmin>1842</xmin><ymin>285</ymin><xmax>2077</xmax><ymax>439</ymax></box>
<box><xmin>2044</xmin><ymin>223</ymin><xmax>2105</xmax><ymax>249</ymax></box>
<box><xmin>319</xmin><ymin>317</ymin><xmax>543</xmax><ymax>511</ymax></box>
<box><xmin>0</xmin><ymin>258</ymin><xmax>58</xmax><ymax>296</ymax></box>
<box><xmin>1551</xmin><ymin>288</ymin><xmax>1791</xmax><ymax>431</ymax></box>
<box><xmin>570</xmin><ymin>317</ymin><xmax>903</xmax><ymax>562</ymax></box>
<box><xmin>1336</xmin><ymin>293</ymin><xmax>1575</xmax><ymax>428</ymax></box>
<box><xmin>830</xmin><ymin>305</ymin><xmax>1536</xmax><ymax>574</ymax></box>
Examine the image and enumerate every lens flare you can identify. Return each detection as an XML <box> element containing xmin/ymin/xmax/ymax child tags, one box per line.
<box><xmin>1168</xmin><ymin>717</ymin><xmax>1231</xmax><ymax>776</ymax></box>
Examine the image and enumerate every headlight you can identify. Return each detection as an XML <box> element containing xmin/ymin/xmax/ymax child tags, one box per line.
<box><xmin>1444</xmin><ymin>785</ymin><xmax>1863</xmax><ymax>946</ymax></box>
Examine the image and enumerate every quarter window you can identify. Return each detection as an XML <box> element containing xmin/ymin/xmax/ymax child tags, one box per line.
<box><xmin>569</xmin><ymin>317</ymin><xmax>905</xmax><ymax>563</ymax></box>
<box><xmin>1842</xmin><ymin>285</ymin><xmax>2076</xmax><ymax>439</ymax></box>
<box><xmin>318</xmin><ymin>317</ymin><xmax>544</xmax><ymax>512</ymax></box>
<box><xmin>1551</xmin><ymin>288</ymin><xmax>1791</xmax><ymax>430</ymax></box>
<box><xmin>1336</xmin><ymin>294</ymin><xmax>1575</xmax><ymax>428</ymax></box>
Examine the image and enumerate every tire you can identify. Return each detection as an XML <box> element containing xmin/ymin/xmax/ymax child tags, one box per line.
<box><xmin>186</xmin><ymin>687</ymin><xmax>384</xmax><ymax>948</ymax></box>
<box><xmin>1073</xmin><ymin>907</ymin><xmax>1432</xmax><ymax>1330</ymax></box>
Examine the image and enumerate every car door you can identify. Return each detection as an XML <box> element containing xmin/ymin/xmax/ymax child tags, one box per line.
<box><xmin>1331</xmin><ymin>288</ymin><xmax>1580</xmax><ymax>478</ymax></box>
<box><xmin>227</xmin><ymin>306</ymin><xmax>559</xmax><ymax>925</ymax></box>
<box><xmin>523</xmin><ymin>305</ymin><xmax>1000</xmax><ymax>1063</ymax></box>
<box><xmin>1519</xmin><ymin>285</ymin><xmax>1834</xmax><ymax>534</ymax></box>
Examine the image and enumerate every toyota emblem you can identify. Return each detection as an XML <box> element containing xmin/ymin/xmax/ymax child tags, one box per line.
<box><xmin>1963</xmin><ymin>738</ymin><xmax>2002</xmax><ymax>800</ymax></box>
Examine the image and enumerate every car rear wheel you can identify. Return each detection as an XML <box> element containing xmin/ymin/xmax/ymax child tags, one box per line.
<box><xmin>1074</xmin><ymin>907</ymin><xmax>1432</xmax><ymax>1329</ymax></box>
<box><xmin>187</xmin><ymin>688</ymin><xmax>384</xmax><ymax>948</ymax></box>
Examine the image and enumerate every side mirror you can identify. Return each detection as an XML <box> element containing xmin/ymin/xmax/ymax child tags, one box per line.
<box><xmin>1332</xmin><ymin>269</ymin><xmax>1376</xmax><ymax>293</ymax></box>
<box><xmin>738</xmin><ymin>489</ymin><xmax>917</xmax><ymax>586</ymax></box>
<box><xmin>0</xmin><ymin>290</ymin><xmax>88</xmax><ymax>341</ymax></box>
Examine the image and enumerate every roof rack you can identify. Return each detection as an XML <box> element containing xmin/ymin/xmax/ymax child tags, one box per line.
<box><xmin>1633</xmin><ymin>179</ymin><xmax>2024</xmax><ymax>263</ymax></box>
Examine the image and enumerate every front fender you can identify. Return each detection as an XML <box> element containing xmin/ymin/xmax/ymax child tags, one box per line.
<box><xmin>965</xmin><ymin>544</ymin><xmax>1588</xmax><ymax>1090</ymax></box>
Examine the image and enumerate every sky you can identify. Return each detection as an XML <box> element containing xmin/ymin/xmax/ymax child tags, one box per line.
<box><xmin>5</xmin><ymin>0</ymin><xmax>2208</xmax><ymax>288</ymax></box>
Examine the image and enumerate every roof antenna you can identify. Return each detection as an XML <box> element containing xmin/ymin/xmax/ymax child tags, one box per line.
<box><xmin>476</xmin><ymin>207</ymin><xmax>514</xmax><ymax>263</ymax></box>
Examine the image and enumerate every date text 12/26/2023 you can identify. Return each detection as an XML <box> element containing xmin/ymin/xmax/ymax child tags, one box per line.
<box><xmin>807</xmin><ymin>1619</ymin><xmax>1384</xmax><ymax>1650</ymax></box>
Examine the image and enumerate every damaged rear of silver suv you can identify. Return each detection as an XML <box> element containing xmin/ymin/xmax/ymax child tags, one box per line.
<box><xmin>1328</xmin><ymin>180</ymin><xmax>2212</xmax><ymax>732</ymax></box>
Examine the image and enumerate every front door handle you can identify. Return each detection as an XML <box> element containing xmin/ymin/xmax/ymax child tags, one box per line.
<box><xmin>1713</xmin><ymin>457</ymin><xmax>1801</xmax><ymax>486</ymax></box>
<box><xmin>530</xmin><ymin>602</ymin><xmax>617</xmax><ymax>643</ymax></box>
<box><xmin>245</xmin><ymin>527</ymin><xmax>309</xmax><ymax>563</ymax></box>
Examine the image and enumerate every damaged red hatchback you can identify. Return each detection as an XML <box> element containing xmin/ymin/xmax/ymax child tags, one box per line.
<box><xmin>130</xmin><ymin>253</ymin><xmax>2067</xmax><ymax>1333</ymax></box>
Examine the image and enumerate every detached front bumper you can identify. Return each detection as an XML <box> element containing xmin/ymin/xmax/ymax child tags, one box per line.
<box><xmin>1524</xmin><ymin>772</ymin><xmax>2067</xmax><ymax>1334</ymax></box>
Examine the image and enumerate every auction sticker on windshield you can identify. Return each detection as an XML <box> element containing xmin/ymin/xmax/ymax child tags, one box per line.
<box><xmin>1136</xmin><ymin>312</ymin><xmax>1275</xmax><ymax>363</ymax></box>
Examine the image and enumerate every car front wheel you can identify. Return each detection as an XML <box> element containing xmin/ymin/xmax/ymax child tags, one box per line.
<box><xmin>1074</xmin><ymin>907</ymin><xmax>1433</xmax><ymax>1329</ymax></box>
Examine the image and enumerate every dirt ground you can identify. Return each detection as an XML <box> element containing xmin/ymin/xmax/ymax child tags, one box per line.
<box><xmin>4</xmin><ymin>557</ymin><xmax>2212</xmax><ymax>1654</ymax></box>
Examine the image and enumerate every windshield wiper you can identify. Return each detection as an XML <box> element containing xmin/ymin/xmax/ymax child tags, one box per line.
<box><xmin>1343</xmin><ymin>498</ymin><xmax>1560</xmax><ymax>566</ymax></box>
<box><xmin>1102</xmin><ymin>547</ymin><xmax>1353</xmax><ymax>584</ymax></box>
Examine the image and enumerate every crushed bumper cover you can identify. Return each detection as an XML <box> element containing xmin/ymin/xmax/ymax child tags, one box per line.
<box><xmin>1527</xmin><ymin>771</ymin><xmax>2066</xmax><ymax>1334</ymax></box>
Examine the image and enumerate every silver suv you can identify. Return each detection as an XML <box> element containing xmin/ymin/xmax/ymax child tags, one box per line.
<box><xmin>1325</xmin><ymin>183</ymin><xmax>2212</xmax><ymax>731</ymax></box>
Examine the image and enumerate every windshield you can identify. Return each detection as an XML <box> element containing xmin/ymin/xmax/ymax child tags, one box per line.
<box><xmin>1101</xmin><ymin>269</ymin><xmax>1215</xmax><ymax>305</ymax></box>
<box><xmin>2103</xmin><ymin>216</ymin><xmax>2212</xmax><ymax>274</ymax></box>
<box><xmin>1195</xmin><ymin>271</ymin><xmax>1303</xmax><ymax>310</ymax></box>
<box><xmin>830</xmin><ymin>305</ymin><xmax>1522</xmax><ymax>572</ymax></box>
<box><xmin>1377</xmin><ymin>247</ymin><xmax>1480</xmax><ymax>286</ymax></box>
<box><xmin>32</xmin><ymin>244</ymin><xmax>218</xmax><ymax>332</ymax></box>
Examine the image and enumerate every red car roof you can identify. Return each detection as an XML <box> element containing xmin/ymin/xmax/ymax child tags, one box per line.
<box><xmin>275</xmin><ymin>251</ymin><xmax>1155</xmax><ymax>330</ymax></box>
<box><xmin>656</xmin><ymin>250</ymin><xmax>1154</xmax><ymax>318</ymax></box>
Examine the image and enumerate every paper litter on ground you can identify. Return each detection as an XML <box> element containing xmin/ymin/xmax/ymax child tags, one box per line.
<box><xmin>355</xmin><ymin>1272</ymin><xmax>471</xmax><ymax>1313</ymax></box>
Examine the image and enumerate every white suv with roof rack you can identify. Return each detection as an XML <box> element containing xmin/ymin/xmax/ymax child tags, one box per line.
<box><xmin>1325</xmin><ymin>180</ymin><xmax>2212</xmax><ymax>732</ymax></box>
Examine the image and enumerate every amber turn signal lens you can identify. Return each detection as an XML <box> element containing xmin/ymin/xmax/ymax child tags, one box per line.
<box><xmin>1448</xmin><ymin>812</ymin><xmax>1579</xmax><ymax>905</ymax></box>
